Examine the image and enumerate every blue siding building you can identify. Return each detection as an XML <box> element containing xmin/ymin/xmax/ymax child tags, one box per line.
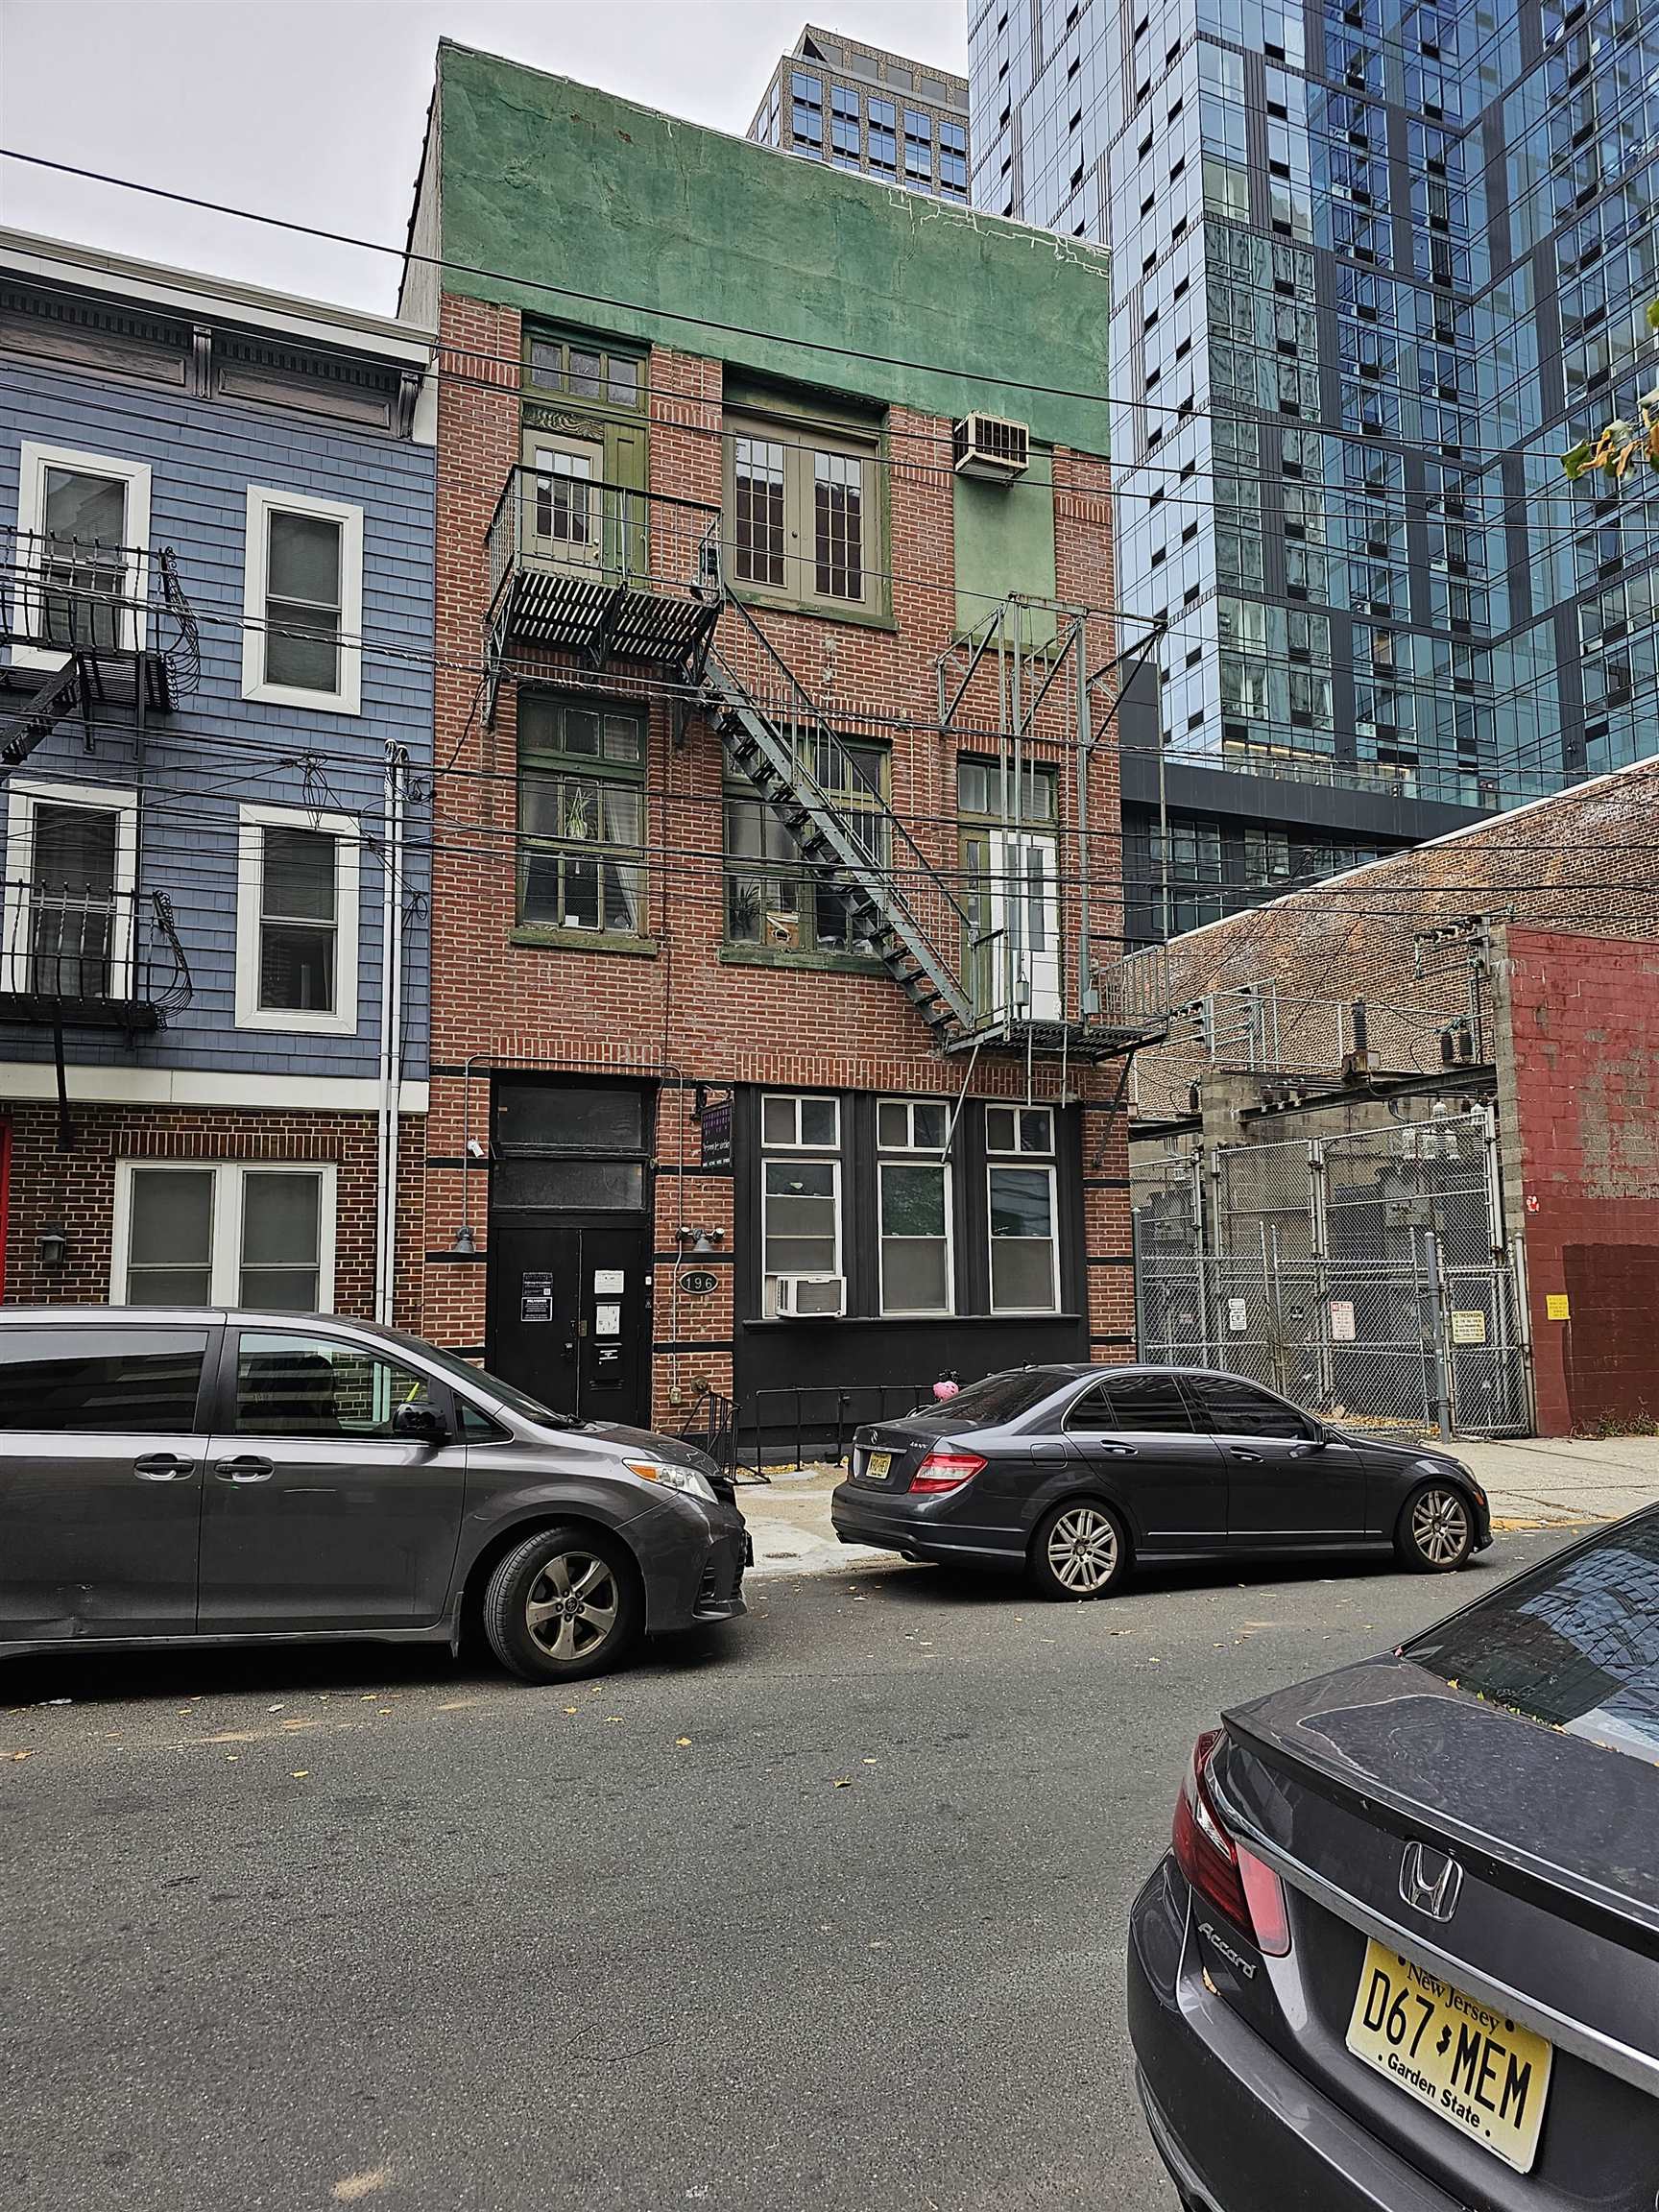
<box><xmin>0</xmin><ymin>230</ymin><xmax>434</xmax><ymax>1318</ymax></box>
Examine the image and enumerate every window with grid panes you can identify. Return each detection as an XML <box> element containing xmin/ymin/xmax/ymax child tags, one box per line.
<box><xmin>725</xmin><ymin>411</ymin><xmax>881</xmax><ymax>614</ymax></box>
<box><xmin>985</xmin><ymin>1106</ymin><xmax>1059</xmax><ymax>1312</ymax></box>
<box><xmin>517</xmin><ymin>695</ymin><xmax>647</xmax><ymax>938</ymax></box>
<box><xmin>877</xmin><ymin>1099</ymin><xmax>953</xmax><ymax>1314</ymax></box>
<box><xmin>868</xmin><ymin>97</ymin><xmax>897</xmax><ymax>172</ymax></box>
<box><xmin>724</xmin><ymin>733</ymin><xmax>889</xmax><ymax>957</ymax></box>
<box><xmin>524</xmin><ymin>328</ymin><xmax>643</xmax><ymax>413</ymax></box>
<box><xmin>956</xmin><ymin>757</ymin><xmax>1058</xmax><ymax>1018</ymax></box>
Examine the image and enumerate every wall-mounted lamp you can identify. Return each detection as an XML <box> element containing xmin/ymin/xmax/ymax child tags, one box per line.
<box><xmin>691</xmin><ymin>1228</ymin><xmax>725</xmax><ymax>1255</ymax></box>
<box><xmin>449</xmin><ymin>1224</ymin><xmax>478</xmax><ymax>1257</ymax></box>
<box><xmin>36</xmin><ymin>1225</ymin><xmax>67</xmax><ymax>1271</ymax></box>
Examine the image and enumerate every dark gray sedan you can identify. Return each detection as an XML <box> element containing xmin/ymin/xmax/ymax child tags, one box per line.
<box><xmin>1129</xmin><ymin>1510</ymin><xmax>1659</xmax><ymax>2209</ymax></box>
<box><xmin>0</xmin><ymin>1307</ymin><xmax>747</xmax><ymax>1682</ymax></box>
<box><xmin>830</xmin><ymin>1363</ymin><xmax>1490</xmax><ymax>1596</ymax></box>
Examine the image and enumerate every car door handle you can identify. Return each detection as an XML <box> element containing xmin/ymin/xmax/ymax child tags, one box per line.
<box><xmin>1228</xmin><ymin>1449</ymin><xmax>1263</xmax><ymax>1462</ymax></box>
<box><xmin>133</xmin><ymin>1453</ymin><xmax>197</xmax><ymax>1483</ymax></box>
<box><xmin>214</xmin><ymin>1455</ymin><xmax>275</xmax><ymax>1483</ymax></box>
<box><xmin>1090</xmin><ymin>1442</ymin><xmax>1138</xmax><ymax>1457</ymax></box>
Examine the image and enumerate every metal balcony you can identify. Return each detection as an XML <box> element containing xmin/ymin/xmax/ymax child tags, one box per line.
<box><xmin>0</xmin><ymin>880</ymin><xmax>192</xmax><ymax>1033</ymax></box>
<box><xmin>0</xmin><ymin>528</ymin><xmax>201</xmax><ymax>771</ymax></box>
<box><xmin>484</xmin><ymin>469</ymin><xmax>721</xmax><ymax>720</ymax></box>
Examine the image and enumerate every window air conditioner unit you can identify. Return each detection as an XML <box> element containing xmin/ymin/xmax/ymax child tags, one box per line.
<box><xmin>952</xmin><ymin>413</ymin><xmax>1031</xmax><ymax>482</ymax></box>
<box><xmin>770</xmin><ymin>1273</ymin><xmax>847</xmax><ymax>1317</ymax></box>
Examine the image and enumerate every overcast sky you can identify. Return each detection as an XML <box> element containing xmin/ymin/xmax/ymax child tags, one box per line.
<box><xmin>0</xmin><ymin>0</ymin><xmax>969</xmax><ymax>318</ymax></box>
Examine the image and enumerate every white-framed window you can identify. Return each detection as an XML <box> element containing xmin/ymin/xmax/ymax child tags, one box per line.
<box><xmin>241</xmin><ymin>485</ymin><xmax>363</xmax><ymax>713</ymax></box>
<box><xmin>877</xmin><ymin>1097</ymin><xmax>954</xmax><ymax>1314</ymax></box>
<box><xmin>234</xmin><ymin>802</ymin><xmax>360</xmax><ymax>1035</ymax></box>
<box><xmin>111</xmin><ymin>1161</ymin><xmax>338</xmax><ymax>1312</ymax></box>
<box><xmin>760</xmin><ymin>1093</ymin><xmax>840</xmax><ymax>1150</ymax></box>
<box><xmin>985</xmin><ymin>1104</ymin><xmax>1055</xmax><ymax>1155</ymax></box>
<box><xmin>760</xmin><ymin>1093</ymin><xmax>842</xmax><ymax>1316</ymax></box>
<box><xmin>1</xmin><ymin>780</ymin><xmax>138</xmax><ymax>1001</ymax></box>
<box><xmin>987</xmin><ymin>1161</ymin><xmax>1060</xmax><ymax>1312</ymax></box>
<box><xmin>12</xmin><ymin>443</ymin><xmax>152</xmax><ymax>669</ymax></box>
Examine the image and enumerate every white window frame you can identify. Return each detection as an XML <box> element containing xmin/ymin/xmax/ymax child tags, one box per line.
<box><xmin>241</xmin><ymin>485</ymin><xmax>363</xmax><ymax>714</ymax></box>
<box><xmin>234</xmin><ymin>801</ymin><xmax>360</xmax><ymax>1036</ymax></box>
<box><xmin>110</xmin><ymin>1161</ymin><xmax>339</xmax><ymax>1312</ymax></box>
<box><xmin>13</xmin><ymin>443</ymin><xmax>153</xmax><ymax>670</ymax></box>
<box><xmin>1</xmin><ymin>780</ymin><xmax>139</xmax><ymax>998</ymax></box>
<box><xmin>878</xmin><ymin>1158</ymin><xmax>955</xmax><ymax>1317</ymax></box>
<box><xmin>987</xmin><ymin>1161</ymin><xmax>1061</xmax><ymax>1314</ymax></box>
<box><xmin>759</xmin><ymin>1093</ymin><xmax>841</xmax><ymax>1150</ymax></box>
<box><xmin>985</xmin><ymin>1103</ymin><xmax>1055</xmax><ymax>1155</ymax></box>
<box><xmin>876</xmin><ymin>1096</ymin><xmax>951</xmax><ymax>1154</ymax></box>
<box><xmin>760</xmin><ymin>1156</ymin><xmax>843</xmax><ymax>1307</ymax></box>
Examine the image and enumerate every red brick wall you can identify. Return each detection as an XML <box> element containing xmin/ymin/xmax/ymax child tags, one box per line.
<box><xmin>0</xmin><ymin>1104</ymin><xmax>421</xmax><ymax>1327</ymax></box>
<box><xmin>1504</xmin><ymin>927</ymin><xmax>1659</xmax><ymax>1433</ymax></box>
<box><xmin>428</xmin><ymin>295</ymin><xmax>1128</xmax><ymax>1421</ymax></box>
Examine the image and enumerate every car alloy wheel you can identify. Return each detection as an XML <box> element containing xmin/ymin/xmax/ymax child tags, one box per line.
<box><xmin>1409</xmin><ymin>1485</ymin><xmax>1471</xmax><ymax>1569</ymax></box>
<box><xmin>523</xmin><ymin>1551</ymin><xmax>619</xmax><ymax>1663</ymax></box>
<box><xmin>1046</xmin><ymin>1504</ymin><xmax>1120</xmax><ymax>1595</ymax></box>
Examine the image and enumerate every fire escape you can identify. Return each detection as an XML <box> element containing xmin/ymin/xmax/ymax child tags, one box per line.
<box><xmin>483</xmin><ymin>463</ymin><xmax>1170</xmax><ymax>1059</ymax></box>
<box><xmin>0</xmin><ymin>528</ymin><xmax>199</xmax><ymax>1073</ymax></box>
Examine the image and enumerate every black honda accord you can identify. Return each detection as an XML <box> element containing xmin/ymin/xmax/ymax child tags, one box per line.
<box><xmin>830</xmin><ymin>1363</ymin><xmax>1490</xmax><ymax>1598</ymax></box>
<box><xmin>1128</xmin><ymin>1508</ymin><xmax>1659</xmax><ymax>2210</ymax></box>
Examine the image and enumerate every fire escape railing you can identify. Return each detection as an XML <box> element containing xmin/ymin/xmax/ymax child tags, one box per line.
<box><xmin>0</xmin><ymin>878</ymin><xmax>192</xmax><ymax>1029</ymax></box>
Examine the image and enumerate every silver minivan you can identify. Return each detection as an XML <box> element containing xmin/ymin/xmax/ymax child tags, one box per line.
<box><xmin>0</xmin><ymin>1307</ymin><xmax>748</xmax><ymax>1681</ymax></box>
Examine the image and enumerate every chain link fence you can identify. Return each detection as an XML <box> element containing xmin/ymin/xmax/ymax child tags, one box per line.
<box><xmin>1132</xmin><ymin>1110</ymin><xmax>1529</xmax><ymax>1437</ymax></box>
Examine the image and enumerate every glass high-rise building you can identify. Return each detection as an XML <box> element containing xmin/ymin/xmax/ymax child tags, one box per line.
<box><xmin>971</xmin><ymin>0</ymin><xmax>1640</xmax><ymax>937</ymax></box>
<box><xmin>748</xmin><ymin>27</ymin><xmax>971</xmax><ymax>203</ymax></box>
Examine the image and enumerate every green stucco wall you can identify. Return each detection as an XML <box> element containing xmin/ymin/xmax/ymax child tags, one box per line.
<box><xmin>433</xmin><ymin>42</ymin><xmax>1111</xmax><ymax>458</ymax></box>
<box><xmin>954</xmin><ymin>446</ymin><xmax>1058</xmax><ymax>644</ymax></box>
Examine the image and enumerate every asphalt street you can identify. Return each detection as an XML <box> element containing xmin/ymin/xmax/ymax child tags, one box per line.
<box><xmin>2</xmin><ymin>1528</ymin><xmax>1574</xmax><ymax>2212</ymax></box>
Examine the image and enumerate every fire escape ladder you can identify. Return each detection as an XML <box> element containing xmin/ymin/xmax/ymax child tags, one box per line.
<box><xmin>0</xmin><ymin>658</ymin><xmax>86</xmax><ymax>772</ymax></box>
<box><xmin>701</xmin><ymin>611</ymin><xmax>976</xmax><ymax>1042</ymax></box>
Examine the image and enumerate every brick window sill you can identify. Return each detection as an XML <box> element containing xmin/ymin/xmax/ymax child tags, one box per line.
<box><xmin>719</xmin><ymin>943</ymin><xmax>887</xmax><ymax>977</ymax></box>
<box><xmin>510</xmin><ymin>926</ymin><xmax>659</xmax><ymax>958</ymax></box>
<box><xmin>727</xmin><ymin>586</ymin><xmax>898</xmax><ymax>635</ymax></box>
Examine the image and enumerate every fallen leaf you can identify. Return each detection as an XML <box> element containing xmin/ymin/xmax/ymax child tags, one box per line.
<box><xmin>10</xmin><ymin>1749</ymin><xmax>32</xmax><ymax>1762</ymax></box>
<box><xmin>290</xmin><ymin>1770</ymin><xmax>309</xmax><ymax>1779</ymax></box>
<box><xmin>267</xmin><ymin>1704</ymin><xmax>285</xmax><ymax>1714</ymax></box>
<box><xmin>832</xmin><ymin>1777</ymin><xmax>852</xmax><ymax>1788</ymax></box>
<box><xmin>676</xmin><ymin>1737</ymin><xmax>692</xmax><ymax>1746</ymax></box>
<box><xmin>565</xmin><ymin>1706</ymin><xmax>578</xmax><ymax>1715</ymax></box>
<box><xmin>332</xmin><ymin>2169</ymin><xmax>394</xmax><ymax>2203</ymax></box>
<box><xmin>377</xmin><ymin>1708</ymin><xmax>393</xmax><ymax>1716</ymax></box>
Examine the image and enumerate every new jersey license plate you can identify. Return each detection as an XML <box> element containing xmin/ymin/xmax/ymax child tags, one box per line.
<box><xmin>862</xmin><ymin>1451</ymin><xmax>892</xmax><ymax>1482</ymax></box>
<box><xmin>1345</xmin><ymin>1938</ymin><xmax>1552</xmax><ymax>2174</ymax></box>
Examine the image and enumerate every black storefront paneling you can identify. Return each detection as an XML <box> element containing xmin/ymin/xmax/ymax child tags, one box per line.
<box><xmin>733</xmin><ymin>1083</ymin><xmax>1089</xmax><ymax>1416</ymax></box>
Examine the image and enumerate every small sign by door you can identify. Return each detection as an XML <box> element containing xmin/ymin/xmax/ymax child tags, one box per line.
<box><xmin>699</xmin><ymin>1096</ymin><xmax>733</xmax><ymax>1171</ymax></box>
<box><xmin>594</xmin><ymin>1302</ymin><xmax>622</xmax><ymax>1338</ymax></box>
<box><xmin>520</xmin><ymin>1272</ymin><xmax>556</xmax><ymax>1323</ymax></box>
<box><xmin>1330</xmin><ymin>1300</ymin><xmax>1357</xmax><ymax>1342</ymax></box>
<box><xmin>1226</xmin><ymin>1296</ymin><xmax>1248</xmax><ymax>1334</ymax></box>
<box><xmin>594</xmin><ymin>1268</ymin><xmax>625</xmax><ymax>1295</ymax></box>
<box><xmin>682</xmin><ymin>1269</ymin><xmax>719</xmax><ymax>1297</ymax></box>
<box><xmin>1450</xmin><ymin>1310</ymin><xmax>1488</xmax><ymax>1345</ymax></box>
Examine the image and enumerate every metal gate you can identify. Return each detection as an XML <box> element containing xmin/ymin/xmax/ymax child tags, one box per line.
<box><xmin>1132</xmin><ymin>1109</ymin><xmax>1529</xmax><ymax>1437</ymax></box>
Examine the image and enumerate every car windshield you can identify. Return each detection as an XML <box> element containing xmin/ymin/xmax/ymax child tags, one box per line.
<box><xmin>1405</xmin><ymin>1513</ymin><xmax>1659</xmax><ymax>1762</ymax></box>
<box><xmin>375</xmin><ymin>1328</ymin><xmax>576</xmax><ymax>1431</ymax></box>
<box><xmin>931</xmin><ymin>1368</ymin><xmax>1069</xmax><ymax>1427</ymax></box>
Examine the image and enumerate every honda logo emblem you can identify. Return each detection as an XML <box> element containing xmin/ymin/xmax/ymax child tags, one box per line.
<box><xmin>1399</xmin><ymin>1841</ymin><xmax>1463</xmax><ymax>1922</ymax></box>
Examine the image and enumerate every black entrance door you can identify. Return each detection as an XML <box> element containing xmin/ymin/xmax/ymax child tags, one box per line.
<box><xmin>488</xmin><ymin>1220</ymin><xmax>651</xmax><ymax>1424</ymax></box>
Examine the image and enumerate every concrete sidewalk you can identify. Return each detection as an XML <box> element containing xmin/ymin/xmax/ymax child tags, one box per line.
<box><xmin>737</xmin><ymin>1433</ymin><xmax>1659</xmax><ymax>1577</ymax></box>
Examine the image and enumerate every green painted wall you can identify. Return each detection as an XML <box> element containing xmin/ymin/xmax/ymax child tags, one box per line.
<box><xmin>433</xmin><ymin>42</ymin><xmax>1112</xmax><ymax>458</ymax></box>
<box><xmin>954</xmin><ymin>446</ymin><xmax>1058</xmax><ymax>644</ymax></box>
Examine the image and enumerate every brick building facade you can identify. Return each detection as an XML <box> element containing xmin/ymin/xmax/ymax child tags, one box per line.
<box><xmin>404</xmin><ymin>47</ymin><xmax>1137</xmax><ymax>1439</ymax></box>
<box><xmin>1128</xmin><ymin>757</ymin><xmax>1659</xmax><ymax>1434</ymax></box>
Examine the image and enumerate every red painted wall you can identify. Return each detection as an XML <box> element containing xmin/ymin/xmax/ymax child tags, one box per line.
<box><xmin>1507</xmin><ymin>927</ymin><xmax>1659</xmax><ymax>1433</ymax></box>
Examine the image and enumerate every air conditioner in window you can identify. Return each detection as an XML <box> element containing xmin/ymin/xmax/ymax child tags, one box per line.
<box><xmin>769</xmin><ymin>1273</ymin><xmax>847</xmax><ymax>1317</ymax></box>
<box><xmin>952</xmin><ymin>412</ymin><xmax>1031</xmax><ymax>482</ymax></box>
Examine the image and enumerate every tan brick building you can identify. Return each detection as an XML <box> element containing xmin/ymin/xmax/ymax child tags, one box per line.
<box><xmin>402</xmin><ymin>47</ymin><xmax>1141</xmax><ymax>1447</ymax></box>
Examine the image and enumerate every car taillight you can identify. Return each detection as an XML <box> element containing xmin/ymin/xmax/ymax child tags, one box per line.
<box><xmin>1171</xmin><ymin>1729</ymin><xmax>1290</xmax><ymax>1957</ymax></box>
<box><xmin>909</xmin><ymin>1450</ymin><xmax>986</xmax><ymax>1493</ymax></box>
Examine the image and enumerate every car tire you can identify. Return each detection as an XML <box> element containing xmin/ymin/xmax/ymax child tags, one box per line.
<box><xmin>1028</xmin><ymin>1498</ymin><xmax>1128</xmax><ymax>1600</ymax></box>
<box><xmin>482</xmin><ymin>1525</ymin><xmax>641</xmax><ymax>1682</ymax></box>
<box><xmin>1397</xmin><ymin>1483</ymin><xmax>1475</xmax><ymax>1574</ymax></box>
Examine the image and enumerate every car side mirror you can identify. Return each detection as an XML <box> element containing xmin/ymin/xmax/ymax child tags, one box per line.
<box><xmin>1298</xmin><ymin>1426</ymin><xmax>1329</xmax><ymax>1452</ymax></box>
<box><xmin>394</xmin><ymin>1399</ymin><xmax>448</xmax><ymax>1445</ymax></box>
